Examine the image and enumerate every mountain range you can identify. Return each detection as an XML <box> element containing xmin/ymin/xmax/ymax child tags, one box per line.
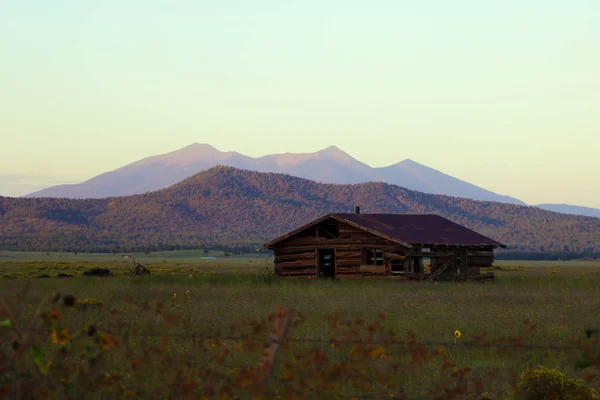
<box><xmin>2</xmin><ymin>166</ymin><xmax>599</xmax><ymax>255</ymax></box>
<box><xmin>25</xmin><ymin>143</ymin><xmax>599</xmax><ymax>218</ymax></box>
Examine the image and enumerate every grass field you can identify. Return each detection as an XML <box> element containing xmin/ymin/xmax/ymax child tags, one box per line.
<box><xmin>1</xmin><ymin>252</ymin><xmax>600</xmax><ymax>399</ymax></box>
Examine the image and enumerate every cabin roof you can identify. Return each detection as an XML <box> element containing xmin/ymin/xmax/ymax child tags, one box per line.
<box><xmin>259</xmin><ymin>213</ymin><xmax>507</xmax><ymax>250</ymax></box>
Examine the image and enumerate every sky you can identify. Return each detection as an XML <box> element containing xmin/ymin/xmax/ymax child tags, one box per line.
<box><xmin>1</xmin><ymin>1</ymin><xmax>599</xmax><ymax>207</ymax></box>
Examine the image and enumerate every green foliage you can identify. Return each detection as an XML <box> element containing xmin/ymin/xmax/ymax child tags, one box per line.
<box><xmin>1</xmin><ymin>167</ymin><xmax>599</xmax><ymax>254</ymax></box>
<box><xmin>516</xmin><ymin>366</ymin><xmax>599</xmax><ymax>400</ymax></box>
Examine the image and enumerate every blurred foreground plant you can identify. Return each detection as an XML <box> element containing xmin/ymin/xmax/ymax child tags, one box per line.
<box><xmin>1</xmin><ymin>283</ymin><xmax>600</xmax><ymax>399</ymax></box>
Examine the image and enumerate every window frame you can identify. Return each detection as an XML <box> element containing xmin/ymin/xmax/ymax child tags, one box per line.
<box><xmin>362</xmin><ymin>249</ymin><xmax>384</xmax><ymax>266</ymax></box>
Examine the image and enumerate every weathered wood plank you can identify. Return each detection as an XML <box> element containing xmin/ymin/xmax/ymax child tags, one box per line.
<box><xmin>274</xmin><ymin>253</ymin><xmax>316</xmax><ymax>262</ymax></box>
<box><xmin>281</xmin><ymin>238</ymin><xmax>398</xmax><ymax>246</ymax></box>
<box><xmin>336</xmin><ymin>251</ymin><xmax>361</xmax><ymax>258</ymax></box>
<box><xmin>275</xmin><ymin>246</ymin><xmax>322</xmax><ymax>255</ymax></box>
<box><xmin>335</xmin><ymin>260</ymin><xmax>361</xmax><ymax>268</ymax></box>
<box><xmin>338</xmin><ymin>227</ymin><xmax>365</xmax><ymax>232</ymax></box>
<box><xmin>409</xmin><ymin>252</ymin><xmax>454</xmax><ymax>258</ymax></box>
<box><xmin>277</xmin><ymin>264</ymin><xmax>315</xmax><ymax>269</ymax></box>
<box><xmin>277</xmin><ymin>262</ymin><xmax>315</xmax><ymax>269</ymax></box>
<box><xmin>277</xmin><ymin>265</ymin><xmax>314</xmax><ymax>271</ymax></box>
<box><xmin>337</xmin><ymin>268</ymin><xmax>363</xmax><ymax>272</ymax></box>
<box><xmin>383</xmin><ymin>253</ymin><xmax>406</xmax><ymax>260</ymax></box>
<box><xmin>275</xmin><ymin>243</ymin><xmax>397</xmax><ymax>254</ymax></box>
<box><xmin>278</xmin><ymin>266</ymin><xmax>314</xmax><ymax>272</ymax></box>
<box><xmin>359</xmin><ymin>265</ymin><xmax>386</xmax><ymax>274</ymax></box>
<box><xmin>426</xmin><ymin>261</ymin><xmax>450</xmax><ymax>281</ymax></box>
<box><xmin>281</xmin><ymin>237</ymin><xmax>330</xmax><ymax>246</ymax></box>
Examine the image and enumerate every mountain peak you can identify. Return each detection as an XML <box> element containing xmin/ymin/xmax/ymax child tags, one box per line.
<box><xmin>395</xmin><ymin>158</ymin><xmax>424</xmax><ymax>167</ymax></box>
<box><xmin>189</xmin><ymin>142</ymin><xmax>214</xmax><ymax>147</ymax></box>
<box><xmin>317</xmin><ymin>145</ymin><xmax>355</xmax><ymax>161</ymax></box>
<box><xmin>133</xmin><ymin>143</ymin><xmax>229</xmax><ymax>168</ymax></box>
<box><xmin>319</xmin><ymin>145</ymin><xmax>343</xmax><ymax>153</ymax></box>
<box><xmin>173</xmin><ymin>143</ymin><xmax>229</xmax><ymax>158</ymax></box>
<box><xmin>180</xmin><ymin>142</ymin><xmax>219</xmax><ymax>153</ymax></box>
<box><xmin>322</xmin><ymin>144</ymin><xmax>342</xmax><ymax>152</ymax></box>
<box><xmin>390</xmin><ymin>158</ymin><xmax>435</xmax><ymax>173</ymax></box>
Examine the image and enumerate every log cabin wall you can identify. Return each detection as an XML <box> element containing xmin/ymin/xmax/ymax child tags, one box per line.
<box><xmin>272</xmin><ymin>220</ymin><xmax>407</xmax><ymax>278</ymax></box>
<box><xmin>269</xmin><ymin>217</ymin><xmax>498</xmax><ymax>279</ymax></box>
<box><xmin>427</xmin><ymin>246</ymin><xmax>494</xmax><ymax>277</ymax></box>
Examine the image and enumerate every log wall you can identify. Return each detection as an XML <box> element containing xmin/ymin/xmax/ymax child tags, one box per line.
<box><xmin>427</xmin><ymin>247</ymin><xmax>494</xmax><ymax>276</ymax></box>
<box><xmin>270</xmin><ymin>220</ymin><xmax>497</xmax><ymax>280</ymax></box>
<box><xmin>273</xmin><ymin>221</ymin><xmax>407</xmax><ymax>278</ymax></box>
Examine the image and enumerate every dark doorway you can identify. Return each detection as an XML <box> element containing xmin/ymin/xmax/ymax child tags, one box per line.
<box><xmin>317</xmin><ymin>249</ymin><xmax>336</xmax><ymax>279</ymax></box>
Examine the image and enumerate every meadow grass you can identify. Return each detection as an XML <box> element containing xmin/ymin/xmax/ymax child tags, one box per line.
<box><xmin>1</xmin><ymin>253</ymin><xmax>600</xmax><ymax>398</ymax></box>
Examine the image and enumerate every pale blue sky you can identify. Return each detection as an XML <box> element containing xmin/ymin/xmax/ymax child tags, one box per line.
<box><xmin>1</xmin><ymin>1</ymin><xmax>598</xmax><ymax>207</ymax></box>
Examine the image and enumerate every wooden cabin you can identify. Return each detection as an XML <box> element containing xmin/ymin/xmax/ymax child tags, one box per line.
<box><xmin>259</xmin><ymin>208</ymin><xmax>506</xmax><ymax>281</ymax></box>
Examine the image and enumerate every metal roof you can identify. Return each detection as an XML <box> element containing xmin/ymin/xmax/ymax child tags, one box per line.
<box><xmin>260</xmin><ymin>213</ymin><xmax>506</xmax><ymax>250</ymax></box>
<box><xmin>336</xmin><ymin>213</ymin><xmax>506</xmax><ymax>247</ymax></box>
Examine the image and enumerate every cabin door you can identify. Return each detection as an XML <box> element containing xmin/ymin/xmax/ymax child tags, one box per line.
<box><xmin>317</xmin><ymin>249</ymin><xmax>336</xmax><ymax>279</ymax></box>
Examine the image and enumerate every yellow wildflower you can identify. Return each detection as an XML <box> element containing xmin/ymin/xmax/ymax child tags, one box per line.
<box><xmin>186</xmin><ymin>290</ymin><xmax>191</xmax><ymax>296</ymax></box>
<box><xmin>454</xmin><ymin>330</ymin><xmax>461</xmax><ymax>339</ymax></box>
<box><xmin>172</xmin><ymin>292</ymin><xmax>177</xmax><ymax>299</ymax></box>
<box><xmin>369</xmin><ymin>347</ymin><xmax>386</xmax><ymax>358</ymax></box>
<box><xmin>51</xmin><ymin>328</ymin><xmax>69</xmax><ymax>344</ymax></box>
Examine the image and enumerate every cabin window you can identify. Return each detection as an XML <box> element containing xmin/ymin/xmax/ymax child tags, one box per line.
<box><xmin>363</xmin><ymin>249</ymin><xmax>384</xmax><ymax>266</ymax></box>
<box><xmin>317</xmin><ymin>225</ymin><xmax>339</xmax><ymax>239</ymax></box>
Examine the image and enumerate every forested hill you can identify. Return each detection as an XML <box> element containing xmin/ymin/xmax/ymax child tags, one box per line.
<box><xmin>1</xmin><ymin>166</ymin><xmax>599</xmax><ymax>254</ymax></box>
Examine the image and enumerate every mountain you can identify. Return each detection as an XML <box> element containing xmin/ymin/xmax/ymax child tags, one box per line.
<box><xmin>374</xmin><ymin>159</ymin><xmax>523</xmax><ymax>204</ymax></box>
<box><xmin>535</xmin><ymin>204</ymin><xmax>600</xmax><ymax>219</ymax></box>
<box><xmin>24</xmin><ymin>144</ymin><xmax>254</xmax><ymax>198</ymax></box>
<box><xmin>3</xmin><ymin>167</ymin><xmax>599</xmax><ymax>254</ymax></box>
<box><xmin>26</xmin><ymin>144</ymin><xmax>525</xmax><ymax>205</ymax></box>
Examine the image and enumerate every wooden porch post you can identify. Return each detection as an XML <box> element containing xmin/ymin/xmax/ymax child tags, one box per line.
<box><xmin>460</xmin><ymin>248</ymin><xmax>469</xmax><ymax>279</ymax></box>
<box><xmin>451</xmin><ymin>248</ymin><xmax>458</xmax><ymax>275</ymax></box>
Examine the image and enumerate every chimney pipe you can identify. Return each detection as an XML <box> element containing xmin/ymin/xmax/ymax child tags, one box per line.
<box><xmin>355</xmin><ymin>206</ymin><xmax>360</xmax><ymax>215</ymax></box>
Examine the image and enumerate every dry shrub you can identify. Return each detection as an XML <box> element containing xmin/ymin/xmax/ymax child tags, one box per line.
<box><xmin>76</xmin><ymin>297</ymin><xmax>104</xmax><ymax>310</ymax></box>
<box><xmin>516</xmin><ymin>366</ymin><xmax>599</xmax><ymax>400</ymax></box>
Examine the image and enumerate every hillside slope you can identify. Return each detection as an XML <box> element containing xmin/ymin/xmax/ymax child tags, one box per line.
<box><xmin>3</xmin><ymin>167</ymin><xmax>598</xmax><ymax>254</ymax></box>
<box><xmin>535</xmin><ymin>204</ymin><xmax>600</xmax><ymax>219</ymax></box>
<box><xmin>26</xmin><ymin>143</ymin><xmax>525</xmax><ymax>205</ymax></box>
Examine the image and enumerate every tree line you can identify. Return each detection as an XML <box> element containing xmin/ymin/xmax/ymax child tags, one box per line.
<box><xmin>1</xmin><ymin>167</ymin><xmax>598</xmax><ymax>256</ymax></box>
